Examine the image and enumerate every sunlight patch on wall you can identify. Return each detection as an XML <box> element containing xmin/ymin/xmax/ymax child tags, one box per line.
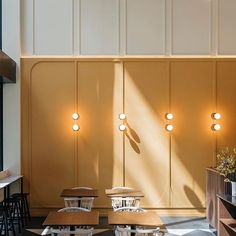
<box><xmin>124</xmin><ymin>75</ymin><xmax>170</xmax><ymax>207</ymax></box>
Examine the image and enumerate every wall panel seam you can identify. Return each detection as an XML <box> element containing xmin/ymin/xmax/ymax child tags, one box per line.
<box><xmin>33</xmin><ymin>0</ymin><xmax>35</xmax><ymax>54</ymax></box>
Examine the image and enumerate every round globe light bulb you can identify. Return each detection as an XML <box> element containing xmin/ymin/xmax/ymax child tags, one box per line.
<box><xmin>212</xmin><ymin>113</ymin><xmax>221</xmax><ymax>120</ymax></box>
<box><xmin>119</xmin><ymin>124</ymin><xmax>126</xmax><ymax>131</ymax></box>
<box><xmin>165</xmin><ymin>113</ymin><xmax>174</xmax><ymax>120</ymax></box>
<box><xmin>72</xmin><ymin>124</ymin><xmax>80</xmax><ymax>131</ymax></box>
<box><xmin>212</xmin><ymin>124</ymin><xmax>221</xmax><ymax>131</ymax></box>
<box><xmin>72</xmin><ymin>113</ymin><xmax>79</xmax><ymax>120</ymax></box>
<box><xmin>119</xmin><ymin>113</ymin><xmax>126</xmax><ymax>120</ymax></box>
<box><xmin>166</xmin><ymin>124</ymin><xmax>174</xmax><ymax>131</ymax></box>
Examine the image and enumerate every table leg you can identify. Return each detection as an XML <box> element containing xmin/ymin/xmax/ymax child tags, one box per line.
<box><xmin>6</xmin><ymin>186</ymin><xmax>10</xmax><ymax>199</ymax></box>
<box><xmin>70</xmin><ymin>225</ymin><xmax>75</xmax><ymax>236</ymax></box>
<box><xmin>3</xmin><ymin>186</ymin><xmax>7</xmax><ymax>202</ymax></box>
<box><xmin>20</xmin><ymin>177</ymin><xmax>23</xmax><ymax>194</ymax></box>
<box><xmin>131</xmin><ymin>225</ymin><xmax>136</xmax><ymax>236</ymax></box>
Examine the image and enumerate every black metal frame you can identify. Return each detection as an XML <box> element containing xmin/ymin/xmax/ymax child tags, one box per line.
<box><xmin>0</xmin><ymin>0</ymin><xmax>1</xmax><ymax>50</ymax></box>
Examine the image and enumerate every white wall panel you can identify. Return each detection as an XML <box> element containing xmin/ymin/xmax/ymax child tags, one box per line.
<box><xmin>21</xmin><ymin>0</ymin><xmax>34</xmax><ymax>55</ymax></box>
<box><xmin>19</xmin><ymin>0</ymin><xmax>236</xmax><ymax>56</ymax></box>
<box><xmin>218</xmin><ymin>0</ymin><xmax>236</xmax><ymax>55</ymax></box>
<box><xmin>172</xmin><ymin>0</ymin><xmax>211</xmax><ymax>55</ymax></box>
<box><xmin>34</xmin><ymin>0</ymin><xmax>73</xmax><ymax>55</ymax></box>
<box><xmin>80</xmin><ymin>0</ymin><xmax>119</xmax><ymax>55</ymax></box>
<box><xmin>126</xmin><ymin>0</ymin><xmax>165</xmax><ymax>55</ymax></box>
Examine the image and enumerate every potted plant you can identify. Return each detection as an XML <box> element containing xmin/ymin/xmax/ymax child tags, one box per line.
<box><xmin>216</xmin><ymin>147</ymin><xmax>236</xmax><ymax>196</ymax></box>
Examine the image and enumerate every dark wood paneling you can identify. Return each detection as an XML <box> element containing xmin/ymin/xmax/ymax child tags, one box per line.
<box><xmin>206</xmin><ymin>168</ymin><xmax>230</xmax><ymax>228</ymax></box>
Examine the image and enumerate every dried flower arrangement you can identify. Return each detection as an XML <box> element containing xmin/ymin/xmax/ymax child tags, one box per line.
<box><xmin>216</xmin><ymin>147</ymin><xmax>236</xmax><ymax>182</ymax></box>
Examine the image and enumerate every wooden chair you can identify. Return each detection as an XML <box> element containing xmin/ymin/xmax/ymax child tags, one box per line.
<box><xmin>63</xmin><ymin>187</ymin><xmax>94</xmax><ymax>211</ymax></box>
<box><xmin>115</xmin><ymin>226</ymin><xmax>160</xmax><ymax>236</ymax></box>
<box><xmin>114</xmin><ymin>207</ymin><xmax>161</xmax><ymax>236</ymax></box>
<box><xmin>111</xmin><ymin>187</ymin><xmax>141</xmax><ymax>211</ymax></box>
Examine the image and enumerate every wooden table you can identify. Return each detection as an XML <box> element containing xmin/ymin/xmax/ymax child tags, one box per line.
<box><xmin>105</xmin><ymin>189</ymin><xmax>144</xmax><ymax>197</ymax></box>
<box><xmin>43</xmin><ymin>211</ymin><xmax>99</xmax><ymax>226</ymax></box>
<box><xmin>60</xmin><ymin>189</ymin><xmax>98</xmax><ymax>198</ymax></box>
<box><xmin>108</xmin><ymin>211</ymin><xmax>164</xmax><ymax>227</ymax></box>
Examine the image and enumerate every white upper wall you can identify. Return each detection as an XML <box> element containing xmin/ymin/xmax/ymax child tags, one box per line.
<box><xmin>21</xmin><ymin>0</ymin><xmax>236</xmax><ymax>56</ymax></box>
<box><xmin>172</xmin><ymin>0</ymin><xmax>211</xmax><ymax>55</ymax></box>
<box><xmin>218</xmin><ymin>0</ymin><xmax>236</xmax><ymax>54</ymax></box>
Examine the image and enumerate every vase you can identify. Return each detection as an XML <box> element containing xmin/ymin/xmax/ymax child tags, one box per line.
<box><xmin>231</xmin><ymin>181</ymin><xmax>236</xmax><ymax>196</ymax></box>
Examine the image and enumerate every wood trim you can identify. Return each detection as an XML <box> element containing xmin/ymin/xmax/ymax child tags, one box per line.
<box><xmin>21</xmin><ymin>56</ymin><xmax>236</xmax><ymax>62</ymax></box>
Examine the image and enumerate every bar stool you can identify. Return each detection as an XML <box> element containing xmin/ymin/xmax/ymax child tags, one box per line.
<box><xmin>5</xmin><ymin>197</ymin><xmax>23</xmax><ymax>233</ymax></box>
<box><xmin>0</xmin><ymin>201</ymin><xmax>16</xmax><ymax>236</ymax></box>
<box><xmin>11</xmin><ymin>192</ymin><xmax>31</xmax><ymax>225</ymax></box>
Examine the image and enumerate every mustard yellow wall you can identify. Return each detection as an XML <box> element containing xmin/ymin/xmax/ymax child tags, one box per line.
<box><xmin>21</xmin><ymin>58</ymin><xmax>236</xmax><ymax>216</ymax></box>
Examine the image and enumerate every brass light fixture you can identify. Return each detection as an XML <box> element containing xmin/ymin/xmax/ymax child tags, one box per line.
<box><xmin>211</xmin><ymin>124</ymin><xmax>221</xmax><ymax>131</ymax></box>
<box><xmin>165</xmin><ymin>113</ymin><xmax>174</xmax><ymax>131</ymax></box>
<box><xmin>211</xmin><ymin>112</ymin><xmax>221</xmax><ymax>131</ymax></box>
<box><xmin>211</xmin><ymin>112</ymin><xmax>221</xmax><ymax>120</ymax></box>
<box><xmin>72</xmin><ymin>113</ymin><xmax>80</xmax><ymax>131</ymax></box>
<box><xmin>72</xmin><ymin>113</ymin><xmax>79</xmax><ymax>120</ymax></box>
<box><xmin>165</xmin><ymin>124</ymin><xmax>174</xmax><ymax>132</ymax></box>
<box><xmin>72</xmin><ymin>124</ymin><xmax>80</xmax><ymax>131</ymax></box>
<box><xmin>119</xmin><ymin>113</ymin><xmax>126</xmax><ymax>120</ymax></box>
<box><xmin>119</xmin><ymin>124</ymin><xmax>126</xmax><ymax>131</ymax></box>
<box><xmin>165</xmin><ymin>113</ymin><xmax>174</xmax><ymax>120</ymax></box>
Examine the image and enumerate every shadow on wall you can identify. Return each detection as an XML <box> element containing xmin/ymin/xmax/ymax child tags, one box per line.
<box><xmin>124</xmin><ymin>122</ymin><xmax>141</xmax><ymax>154</ymax></box>
<box><xmin>184</xmin><ymin>185</ymin><xmax>204</xmax><ymax>210</ymax></box>
<box><xmin>127</xmin><ymin>123</ymin><xmax>141</xmax><ymax>143</ymax></box>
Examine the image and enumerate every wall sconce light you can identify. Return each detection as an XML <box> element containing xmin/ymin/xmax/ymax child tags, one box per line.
<box><xmin>72</xmin><ymin>124</ymin><xmax>80</xmax><ymax>131</ymax></box>
<box><xmin>119</xmin><ymin>124</ymin><xmax>126</xmax><ymax>131</ymax></box>
<box><xmin>119</xmin><ymin>113</ymin><xmax>126</xmax><ymax>120</ymax></box>
<box><xmin>165</xmin><ymin>124</ymin><xmax>174</xmax><ymax>132</ymax></box>
<box><xmin>211</xmin><ymin>112</ymin><xmax>221</xmax><ymax>120</ymax></box>
<box><xmin>72</xmin><ymin>113</ymin><xmax>79</xmax><ymax>120</ymax></box>
<box><xmin>165</xmin><ymin>113</ymin><xmax>174</xmax><ymax>120</ymax></box>
<box><xmin>211</xmin><ymin>124</ymin><xmax>221</xmax><ymax>131</ymax></box>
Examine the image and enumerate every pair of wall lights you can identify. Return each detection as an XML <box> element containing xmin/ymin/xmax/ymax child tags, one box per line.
<box><xmin>211</xmin><ymin>112</ymin><xmax>221</xmax><ymax>131</ymax></box>
<box><xmin>165</xmin><ymin>113</ymin><xmax>174</xmax><ymax>131</ymax></box>
<box><xmin>72</xmin><ymin>113</ymin><xmax>80</xmax><ymax>131</ymax></box>
<box><xmin>119</xmin><ymin>113</ymin><xmax>126</xmax><ymax>131</ymax></box>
